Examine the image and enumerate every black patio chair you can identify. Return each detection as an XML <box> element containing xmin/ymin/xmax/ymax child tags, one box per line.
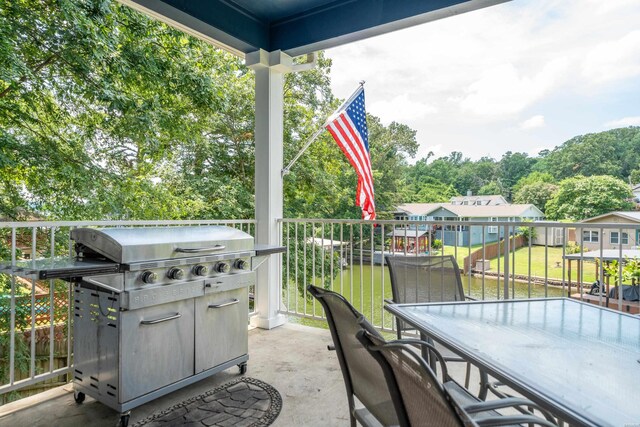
<box><xmin>385</xmin><ymin>255</ymin><xmax>469</xmax><ymax>339</ymax></box>
<box><xmin>357</xmin><ymin>328</ymin><xmax>559</xmax><ymax>427</ymax></box>
<box><xmin>385</xmin><ymin>255</ymin><xmax>482</xmax><ymax>391</ymax></box>
<box><xmin>307</xmin><ymin>285</ymin><xmax>398</xmax><ymax>427</ymax></box>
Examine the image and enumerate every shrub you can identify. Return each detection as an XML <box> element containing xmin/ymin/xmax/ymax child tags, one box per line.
<box><xmin>565</xmin><ymin>242</ymin><xmax>582</xmax><ymax>254</ymax></box>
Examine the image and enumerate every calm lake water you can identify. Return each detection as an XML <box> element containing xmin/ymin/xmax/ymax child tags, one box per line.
<box><xmin>284</xmin><ymin>265</ymin><xmax>566</xmax><ymax>329</ymax></box>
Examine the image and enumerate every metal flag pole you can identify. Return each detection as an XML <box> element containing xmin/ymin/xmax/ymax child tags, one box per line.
<box><xmin>282</xmin><ymin>81</ymin><xmax>365</xmax><ymax>177</ymax></box>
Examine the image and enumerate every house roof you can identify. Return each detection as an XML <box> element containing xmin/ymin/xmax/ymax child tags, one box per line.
<box><xmin>387</xmin><ymin>229</ymin><xmax>429</xmax><ymax>238</ymax></box>
<box><xmin>581</xmin><ymin>211</ymin><xmax>640</xmax><ymax>224</ymax></box>
<box><xmin>395</xmin><ymin>203</ymin><xmax>443</xmax><ymax>216</ymax></box>
<box><xmin>564</xmin><ymin>249</ymin><xmax>640</xmax><ymax>261</ymax></box>
<box><xmin>425</xmin><ymin>204</ymin><xmax>544</xmax><ymax>218</ymax></box>
<box><xmin>121</xmin><ymin>0</ymin><xmax>508</xmax><ymax>57</ymax></box>
<box><xmin>450</xmin><ymin>194</ymin><xmax>507</xmax><ymax>205</ymax></box>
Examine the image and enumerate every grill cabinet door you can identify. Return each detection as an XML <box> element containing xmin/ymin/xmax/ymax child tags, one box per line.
<box><xmin>195</xmin><ymin>287</ymin><xmax>248</xmax><ymax>373</ymax></box>
<box><xmin>119</xmin><ymin>299</ymin><xmax>194</xmax><ymax>402</ymax></box>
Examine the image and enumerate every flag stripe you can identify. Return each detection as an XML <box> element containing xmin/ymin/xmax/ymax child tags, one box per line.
<box><xmin>336</xmin><ymin>114</ymin><xmax>374</xmax><ymax>188</ymax></box>
<box><xmin>327</xmin><ymin>118</ymin><xmax>375</xmax><ymax>206</ymax></box>
<box><xmin>331</xmin><ymin>115</ymin><xmax>375</xmax><ymax>206</ymax></box>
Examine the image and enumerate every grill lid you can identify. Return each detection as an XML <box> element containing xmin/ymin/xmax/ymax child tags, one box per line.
<box><xmin>71</xmin><ymin>226</ymin><xmax>254</xmax><ymax>264</ymax></box>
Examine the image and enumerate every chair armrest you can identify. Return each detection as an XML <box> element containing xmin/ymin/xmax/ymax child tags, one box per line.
<box><xmin>463</xmin><ymin>397</ymin><xmax>545</xmax><ymax>413</ymax></box>
<box><xmin>391</xmin><ymin>338</ymin><xmax>449</xmax><ymax>379</ymax></box>
<box><xmin>473</xmin><ymin>414</ymin><xmax>557</xmax><ymax>427</ymax></box>
<box><xmin>464</xmin><ymin>295</ymin><xmax>477</xmax><ymax>301</ymax></box>
<box><xmin>383</xmin><ymin>298</ymin><xmax>394</xmax><ymax>305</ymax></box>
<box><xmin>462</xmin><ymin>396</ymin><xmax>558</xmax><ymax>424</ymax></box>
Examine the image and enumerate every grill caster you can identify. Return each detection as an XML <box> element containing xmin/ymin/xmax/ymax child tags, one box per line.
<box><xmin>238</xmin><ymin>362</ymin><xmax>248</xmax><ymax>375</ymax></box>
<box><xmin>120</xmin><ymin>411</ymin><xmax>131</xmax><ymax>427</ymax></box>
<box><xmin>74</xmin><ymin>391</ymin><xmax>85</xmax><ymax>404</ymax></box>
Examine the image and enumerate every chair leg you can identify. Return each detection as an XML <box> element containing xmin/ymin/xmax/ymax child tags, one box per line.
<box><xmin>464</xmin><ymin>362</ymin><xmax>471</xmax><ymax>389</ymax></box>
<box><xmin>478</xmin><ymin>370</ymin><xmax>489</xmax><ymax>401</ymax></box>
<box><xmin>350</xmin><ymin>411</ymin><xmax>357</xmax><ymax>427</ymax></box>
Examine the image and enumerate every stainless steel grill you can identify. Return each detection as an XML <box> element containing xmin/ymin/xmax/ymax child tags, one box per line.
<box><xmin>5</xmin><ymin>225</ymin><xmax>280</xmax><ymax>427</ymax></box>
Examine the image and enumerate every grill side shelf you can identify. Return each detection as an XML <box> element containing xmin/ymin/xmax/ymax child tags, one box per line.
<box><xmin>40</xmin><ymin>263</ymin><xmax>121</xmax><ymax>280</ymax></box>
<box><xmin>0</xmin><ymin>258</ymin><xmax>120</xmax><ymax>280</ymax></box>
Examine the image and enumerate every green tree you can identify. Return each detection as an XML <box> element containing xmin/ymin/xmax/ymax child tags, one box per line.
<box><xmin>512</xmin><ymin>171</ymin><xmax>555</xmax><ymax>194</ymax></box>
<box><xmin>497</xmin><ymin>151</ymin><xmax>536</xmax><ymax>197</ymax></box>
<box><xmin>545</xmin><ymin>175</ymin><xmax>634</xmax><ymax>220</ymax></box>
<box><xmin>454</xmin><ymin>157</ymin><xmax>498</xmax><ymax>196</ymax></box>
<box><xmin>408</xmin><ymin>177</ymin><xmax>458</xmax><ymax>203</ymax></box>
<box><xmin>534</xmin><ymin>127</ymin><xmax>640</xmax><ymax>181</ymax></box>
<box><xmin>478</xmin><ymin>181</ymin><xmax>505</xmax><ymax>196</ymax></box>
<box><xmin>513</xmin><ymin>181</ymin><xmax>558</xmax><ymax>212</ymax></box>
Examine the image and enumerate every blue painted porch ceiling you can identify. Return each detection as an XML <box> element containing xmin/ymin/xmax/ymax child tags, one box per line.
<box><xmin>136</xmin><ymin>0</ymin><xmax>504</xmax><ymax>57</ymax></box>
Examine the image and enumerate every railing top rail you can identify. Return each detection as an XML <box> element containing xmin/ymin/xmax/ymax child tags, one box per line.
<box><xmin>279</xmin><ymin>218</ymin><xmax>640</xmax><ymax>229</ymax></box>
<box><xmin>0</xmin><ymin>219</ymin><xmax>256</xmax><ymax>228</ymax></box>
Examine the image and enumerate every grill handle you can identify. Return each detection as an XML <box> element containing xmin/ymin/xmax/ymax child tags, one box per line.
<box><xmin>175</xmin><ymin>245</ymin><xmax>226</xmax><ymax>253</ymax></box>
<box><xmin>140</xmin><ymin>313</ymin><xmax>181</xmax><ymax>325</ymax></box>
<box><xmin>208</xmin><ymin>299</ymin><xmax>239</xmax><ymax>309</ymax></box>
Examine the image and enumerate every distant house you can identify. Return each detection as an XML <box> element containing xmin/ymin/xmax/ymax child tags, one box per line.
<box><xmin>424</xmin><ymin>204</ymin><xmax>544</xmax><ymax>246</ymax></box>
<box><xmin>580</xmin><ymin>211</ymin><xmax>640</xmax><ymax>251</ymax></box>
<box><xmin>394</xmin><ymin>203</ymin><xmax>442</xmax><ymax>222</ymax></box>
<box><xmin>393</xmin><ymin>197</ymin><xmax>544</xmax><ymax>246</ymax></box>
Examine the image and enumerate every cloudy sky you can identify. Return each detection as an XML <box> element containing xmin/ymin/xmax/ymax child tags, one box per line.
<box><xmin>325</xmin><ymin>0</ymin><xmax>640</xmax><ymax>162</ymax></box>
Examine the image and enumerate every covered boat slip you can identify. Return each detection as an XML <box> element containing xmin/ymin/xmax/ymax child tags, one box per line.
<box><xmin>565</xmin><ymin>249</ymin><xmax>640</xmax><ymax>313</ymax></box>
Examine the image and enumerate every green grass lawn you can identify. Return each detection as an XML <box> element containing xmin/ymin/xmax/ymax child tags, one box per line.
<box><xmin>487</xmin><ymin>245</ymin><xmax>597</xmax><ymax>283</ymax></box>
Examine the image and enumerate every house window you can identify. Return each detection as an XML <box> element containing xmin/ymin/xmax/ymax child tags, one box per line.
<box><xmin>582</xmin><ymin>230</ymin><xmax>598</xmax><ymax>242</ymax></box>
<box><xmin>610</xmin><ymin>232</ymin><xmax>629</xmax><ymax>245</ymax></box>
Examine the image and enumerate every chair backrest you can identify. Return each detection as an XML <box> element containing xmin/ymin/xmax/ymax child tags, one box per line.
<box><xmin>386</xmin><ymin>255</ymin><xmax>465</xmax><ymax>304</ymax></box>
<box><xmin>357</xmin><ymin>329</ymin><xmax>464</xmax><ymax>427</ymax></box>
<box><xmin>307</xmin><ymin>285</ymin><xmax>398</xmax><ymax>426</ymax></box>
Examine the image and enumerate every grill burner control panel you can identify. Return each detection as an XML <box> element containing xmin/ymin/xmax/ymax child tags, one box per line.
<box><xmin>135</xmin><ymin>257</ymin><xmax>250</xmax><ymax>288</ymax></box>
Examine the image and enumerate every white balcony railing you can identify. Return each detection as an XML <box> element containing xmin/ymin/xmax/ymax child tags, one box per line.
<box><xmin>2</xmin><ymin>217</ymin><xmax>639</xmax><ymax>403</ymax></box>
<box><xmin>278</xmin><ymin>218</ymin><xmax>640</xmax><ymax>332</ymax></box>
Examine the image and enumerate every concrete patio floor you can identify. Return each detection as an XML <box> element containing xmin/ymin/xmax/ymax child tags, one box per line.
<box><xmin>0</xmin><ymin>322</ymin><xmax>477</xmax><ymax>427</ymax></box>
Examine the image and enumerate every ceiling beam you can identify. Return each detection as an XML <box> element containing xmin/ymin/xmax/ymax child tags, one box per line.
<box><xmin>270</xmin><ymin>0</ymin><xmax>508</xmax><ymax>57</ymax></box>
<box><xmin>120</xmin><ymin>0</ymin><xmax>509</xmax><ymax>58</ymax></box>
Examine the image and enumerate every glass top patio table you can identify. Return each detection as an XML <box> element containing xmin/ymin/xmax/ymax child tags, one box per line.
<box><xmin>385</xmin><ymin>298</ymin><xmax>640</xmax><ymax>427</ymax></box>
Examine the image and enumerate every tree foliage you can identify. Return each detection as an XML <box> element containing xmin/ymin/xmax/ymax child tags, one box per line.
<box><xmin>533</xmin><ymin>127</ymin><xmax>640</xmax><ymax>181</ymax></box>
<box><xmin>544</xmin><ymin>175</ymin><xmax>634</xmax><ymax>220</ymax></box>
<box><xmin>0</xmin><ymin>0</ymin><xmax>423</xmax><ymax>223</ymax></box>
<box><xmin>513</xmin><ymin>181</ymin><xmax>558</xmax><ymax>210</ymax></box>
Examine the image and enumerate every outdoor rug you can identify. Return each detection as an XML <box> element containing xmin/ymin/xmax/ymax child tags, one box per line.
<box><xmin>132</xmin><ymin>377</ymin><xmax>282</xmax><ymax>427</ymax></box>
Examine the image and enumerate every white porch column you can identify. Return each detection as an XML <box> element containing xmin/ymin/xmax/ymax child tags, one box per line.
<box><xmin>246</xmin><ymin>50</ymin><xmax>291</xmax><ymax>329</ymax></box>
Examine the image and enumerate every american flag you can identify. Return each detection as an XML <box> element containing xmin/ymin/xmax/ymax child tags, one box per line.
<box><xmin>326</xmin><ymin>87</ymin><xmax>376</xmax><ymax>220</ymax></box>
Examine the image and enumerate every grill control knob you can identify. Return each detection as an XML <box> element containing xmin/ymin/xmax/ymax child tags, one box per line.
<box><xmin>234</xmin><ymin>259</ymin><xmax>249</xmax><ymax>270</ymax></box>
<box><xmin>141</xmin><ymin>271</ymin><xmax>158</xmax><ymax>284</ymax></box>
<box><xmin>167</xmin><ymin>267</ymin><xmax>184</xmax><ymax>280</ymax></box>
<box><xmin>193</xmin><ymin>264</ymin><xmax>209</xmax><ymax>276</ymax></box>
<box><xmin>214</xmin><ymin>262</ymin><xmax>231</xmax><ymax>274</ymax></box>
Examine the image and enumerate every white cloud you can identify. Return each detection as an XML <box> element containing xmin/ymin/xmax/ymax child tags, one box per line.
<box><xmin>583</xmin><ymin>31</ymin><xmax>640</xmax><ymax>84</ymax></box>
<box><xmin>603</xmin><ymin>116</ymin><xmax>640</xmax><ymax>128</ymax></box>
<box><xmin>369</xmin><ymin>94</ymin><xmax>436</xmax><ymax>125</ymax></box>
<box><xmin>520</xmin><ymin>115</ymin><xmax>545</xmax><ymax>130</ymax></box>
<box><xmin>459</xmin><ymin>59</ymin><xmax>569</xmax><ymax>117</ymax></box>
